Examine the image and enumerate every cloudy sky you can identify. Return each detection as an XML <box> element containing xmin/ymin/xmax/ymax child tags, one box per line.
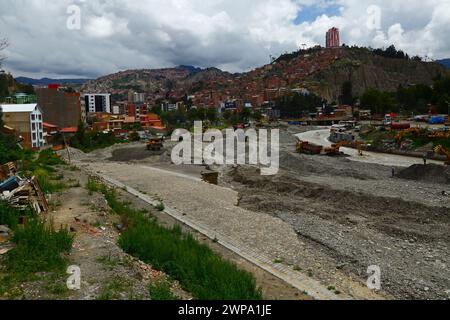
<box><xmin>1</xmin><ymin>0</ymin><xmax>449</xmax><ymax>79</ymax></box>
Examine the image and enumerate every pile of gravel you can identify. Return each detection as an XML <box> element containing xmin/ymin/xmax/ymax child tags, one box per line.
<box><xmin>396</xmin><ymin>164</ymin><xmax>450</xmax><ymax>184</ymax></box>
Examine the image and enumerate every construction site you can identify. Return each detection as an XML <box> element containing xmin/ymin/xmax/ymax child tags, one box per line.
<box><xmin>47</xmin><ymin>120</ymin><xmax>450</xmax><ymax>301</ymax></box>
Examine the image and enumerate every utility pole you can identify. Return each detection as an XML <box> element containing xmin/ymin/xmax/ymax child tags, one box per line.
<box><xmin>63</xmin><ymin>133</ymin><xmax>71</xmax><ymax>164</ymax></box>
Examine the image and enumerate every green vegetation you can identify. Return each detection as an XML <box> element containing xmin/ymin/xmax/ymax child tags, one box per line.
<box><xmin>155</xmin><ymin>201</ymin><xmax>165</xmax><ymax>212</ymax></box>
<box><xmin>0</xmin><ymin>202</ymin><xmax>33</xmax><ymax>230</ymax></box>
<box><xmin>0</xmin><ymin>218</ymin><xmax>73</xmax><ymax>296</ymax></box>
<box><xmin>275</xmin><ymin>92</ymin><xmax>324</xmax><ymax>118</ymax></box>
<box><xmin>70</xmin><ymin>122</ymin><xmax>123</xmax><ymax>153</ymax></box>
<box><xmin>86</xmin><ymin>176</ymin><xmax>102</xmax><ymax>195</ymax></box>
<box><xmin>96</xmin><ymin>277</ymin><xmax>134</xmax><ymax>300</ymax></box>
<box><xmin>4</xmin><ymin>219</ymin><xmax>73</xmax><ymax>277</ymax></box>
<box><xmin>360</xmin><ymin>76</ymin><xmax>450</xmax><ymax>114</ymax></box>
<box><xmin>148</xmin><ymin>279</ymin><xmax>179</xmax><ymax>300</ymax></box>
<box><xmin>90</xmin><ymin>183</ymin><xmax>262</xmax><ymax>300</ymax></box>
<box><xmin>360</xmin><ymin>88</ymin><xmax>398</xmax><ymax>114</ymax></box>
<box><xmin>160</xmin><ymin>107</ymin><xmax>261</xmax><ymax>130</ymax></box>
<box><xmin>360</xmin><ymin>125</ymin><xmax>450</xmax><ymax>150</ymax></box>
<box><xmin>0</xmin><ymin>71</ymin><xmax>35</xmax><ymax>103</ymax></box>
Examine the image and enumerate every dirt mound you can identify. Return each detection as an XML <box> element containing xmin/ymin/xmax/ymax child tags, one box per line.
<box><xmin>396</xmin><ymin>164</ymin><xmax>450</xmax><ymax>184</ymax></box>
<box><xmin>110</xmin><ymin>147</ymin><xmax>162</xmax><ymax>162</ymax></box>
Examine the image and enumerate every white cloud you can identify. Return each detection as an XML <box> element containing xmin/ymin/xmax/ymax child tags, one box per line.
<box><xmin>0</xmin><ymin>0</ymin><xmax>449</xmax><ymax>78</ymax></box>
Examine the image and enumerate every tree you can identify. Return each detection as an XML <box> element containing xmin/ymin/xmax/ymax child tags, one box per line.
<box><xmin>341</xmin><ymin>81</ymin><xmax>353</xmax><ymax>105</ymax></box>
<box><xmin>251</xmin><ymin>110</ymin><xmax>263</xmax><ymax>122</ymax></box>
<box><xmin>206</xmin><ymin>108</ymin><xmax>217</xmax><ymax>123</ymax></box>
<box><xmin>240</xmin><ymin>108</ymin><xmax>251</xmax><ymax>123</ymax></box>
<box><xmin>360</xmin><ymin>88</ymin><xmax>398</xmax><ymax>114</ymax></box>
<box><xmin>223</xmin><ymin>110</ymin><xmax>233</xmax><ymax>123</ymax></box>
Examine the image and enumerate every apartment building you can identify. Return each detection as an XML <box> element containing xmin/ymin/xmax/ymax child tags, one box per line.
<box><xmin>0</xmin><ymin>103</ymin><xmax>45</xmax><ymax>150</ymax></box>
<box><xmin>83</xmin><ymin>93</ymin><xmax>111</xmax><ymax>114</ymax></box>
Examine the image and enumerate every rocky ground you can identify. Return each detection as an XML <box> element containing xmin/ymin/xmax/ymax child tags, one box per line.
<box><xmin>60</xmin><ymin>126</ymin><xmax>450</xmax><ymax>300</ymax></box>
<box><xmin>222</xmin><ymin>127</ymin><xmax>450</xmax><ymax>300</ymax></box>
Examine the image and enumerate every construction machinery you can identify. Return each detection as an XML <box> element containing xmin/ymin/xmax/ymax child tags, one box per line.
<box><xmin>434</xmin><ymin>145</ymin><xmax>450</xmax><ymax>165</ymax></box>
<box><xmin>395</xmin><ymin>127</ymin><xmax>422</xmax><ymax>143</ymax></box>
<box><xmin>325</xmin><ymin>140</ymin><xmax>365</xmax><ymax>157</ymax></box>
<box><xmin>296</xmin><ymin>140</ymin><xmax>323</xmax><ymax>155</ymax></box>
<box><xmin>146</xmin><ymin>137</ymin><xmax>164</xmax><ymax>151</ymax></box>
<box><xmin>324</xmin><ymin>140</ymin><xmax>350</xmax><ymax>156</ymax></box>
<box><xmin>428</xmin><ymin>130</ymin><xmax>450</xmax><ymax>140</ymax></box>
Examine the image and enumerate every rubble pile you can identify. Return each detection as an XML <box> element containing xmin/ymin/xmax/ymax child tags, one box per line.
<box><xmin>0</xmin><ymin>162</ymin><xmax>48</xmax><ymax>214</ymax></box>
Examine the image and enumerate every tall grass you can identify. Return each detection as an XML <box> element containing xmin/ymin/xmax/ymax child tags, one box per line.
<box><xmin>99</xmin><ymin>187</ymin><xmax>262</xmax><ymax>300</ymax></box>
<box><xmin>0</xmin><ymin>201</ymin><xmax>34</xmax><ymax>230</ymax></box>
<box><xmin>148</xmin><ymin>279</ymin><xmax>179</xmax><ymax>300</ymax></box>
<box><xmin>34</xmin><ymin>168</ymin><xmax>65</xmax><ymax>194</ymax></box>
<box><xmin>4</xmin><ymin>219</ymin><xmax>73</xmax><ymax>279</ymax></box>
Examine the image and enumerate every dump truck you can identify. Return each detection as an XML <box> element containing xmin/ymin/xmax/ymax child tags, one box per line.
<box><xmin>296</xmin><ymin>140</ymin><xmax>323</xmax><ymax>155</ymax></box>
<box><xmin>146</xmin><ymin>137</ymin><xmax>164</xmax><ymax>151</ymax></box>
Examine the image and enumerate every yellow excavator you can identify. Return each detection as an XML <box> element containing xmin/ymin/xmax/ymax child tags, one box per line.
<box><xmin>325</xmin><ymin>140</ymin><xmax>364</xmax><ymax>157</ymax></box>
<box><xmin>395</xmin><ymin>127</ymin><xmax>422</xmax><ymax>143</ymax></box>
<box><xmin>324</xmin><ymin>140</ymin><xmax>350</xmax><ymax>156</ymax></box>
<box><xmin>434</xmin><ymin>145</ymin><xmax>450</xmax><ymax>165</ymax></box>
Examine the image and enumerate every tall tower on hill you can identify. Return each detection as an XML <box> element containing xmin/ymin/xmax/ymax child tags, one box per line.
<box><xmin>326</xmin><ymin>27</ymin><xmax>340</xmax><ymax>48</ymax></box>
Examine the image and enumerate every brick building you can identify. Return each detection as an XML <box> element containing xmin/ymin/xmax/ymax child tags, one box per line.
<box><xmin>36</xmin><ymin>85</ymin><xmax>81</xmax><ymax>129</ymax></box>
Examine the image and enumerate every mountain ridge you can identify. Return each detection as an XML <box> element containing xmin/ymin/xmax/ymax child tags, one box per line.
<box><xmin>436</xmin><ymin>59</ymin><xmax>450</xmax><ymax>69</ymax></box>
<box><xmin>15</xmin><ymin>77</ymin><xmax>92</xmax><ymax>86</ymax></box>
<box><xmin>82</xmin><ymin>47</ymin><xmax>449</xmax><ymax>104</ymax></box>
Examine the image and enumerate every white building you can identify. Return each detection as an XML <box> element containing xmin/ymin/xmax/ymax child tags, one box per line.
<box><xmin>83</xmin><ymin>94</ymin><xmax>111</xmax><ymax>114</ymax></box>
<box><xmin>0</xmin><ymin>104</ymin><xmax>45</xmax><ymax>149</ymax></box>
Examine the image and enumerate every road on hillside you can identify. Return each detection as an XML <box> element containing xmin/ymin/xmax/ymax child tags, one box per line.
<box><xmin>296</xmin><ymin>128</ymin><xmax>442</xmax><ymax>168</ymax></box>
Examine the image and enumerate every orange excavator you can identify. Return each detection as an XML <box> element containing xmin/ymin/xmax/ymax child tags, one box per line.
<box><xmin>434</xmin><ymin>145</ymin><xmax>450</xmax><ymax>165</ymax></box>
<box><xmin>324</xmin><ymin>140</ymin><xmax>351</xmax><ymax>156</ymax></box>
<box><xmin>325</xmin><ymin>140</ymin><xmax>364</xmax><ymax>156</ymax></box>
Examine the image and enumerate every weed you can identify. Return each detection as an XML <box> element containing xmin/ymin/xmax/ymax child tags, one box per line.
<box><xmin>273</xmin><ymin>259</ymin><xmax>283</xmax><ymax>264</ymax></box>
<box><xmin>97</xmin><ymin>277</ymin><xmax>133</xmax><ymax>300</ymax></box>
<box><xmin>0</xmin><ymin>201</ymin><xmax>33</xmax><ymax>230</ymax></box>
<box><xmin>95</xmin><ymin>184</ymin><xmax>262</xmax><ymax>300</ymax></box>
<box><xmin>155</xmin><ymin>201</ymin><xmax>165</xmax><ymax>211</ymax></box>
<box><xmin>148</xmin><ymin>279</ymin><xmax>179</xmax><ymax>300</ymax></box>
<box><xmin>86</xmin><ymin>176</ymin><xmax>103</xmax><ymax>195</ymax></box>
<box><xmin>4</xmin><ymin>219</ymin><xmax>73</xmax><ymax>280</ymax></box>
<box><xmin>96</xmin><ymin>252</ymin><xmax>120</xmax><ymax>270</ymax></box>
<box><xmin>34</xmin><ymin>168</ymin><xmax>66</xmax><ymax>194</ymax></box>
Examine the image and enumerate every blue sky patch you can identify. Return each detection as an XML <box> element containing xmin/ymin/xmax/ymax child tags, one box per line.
<box><xmin>294</xmin><ymin>4</ymin><xmax>342</xmax><ymax>24</ymax></box>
